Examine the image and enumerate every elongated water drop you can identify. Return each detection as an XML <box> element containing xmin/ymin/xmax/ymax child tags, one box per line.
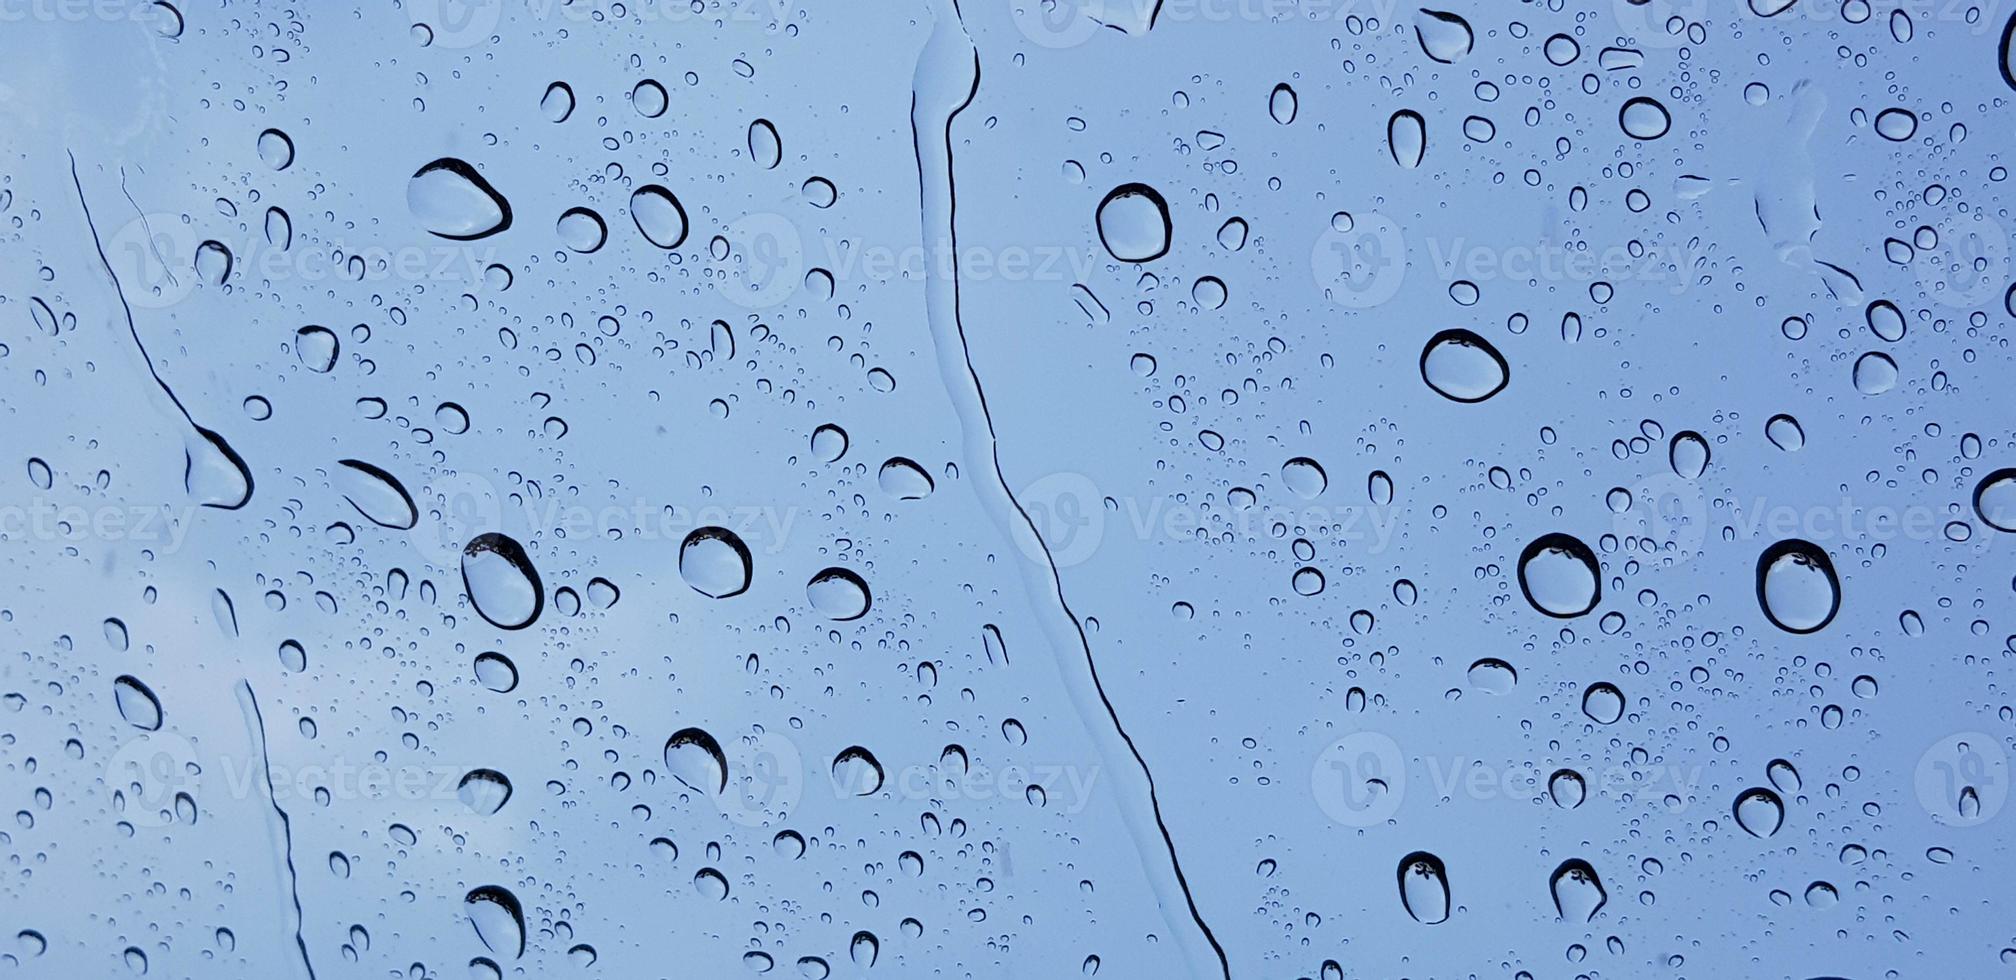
<box><xmin>629</xmin><ymin>185</ymin><xmax>687</xmax><ymax>249</ymax></box>
<box><xmin>1413</xmin><ymin>9</ymin><xmax>1473</xmax><ymax>63</ymax></box>
<box><xmin>461</xmin><ymin>533</ymin><xmax>543</xmax><ymax>631</ymax></box>
<box><xmin>408</xmin><ymin>158</ymin><xmax>512</xmax><ymax>240</ymax></box>
<box><xmin>1550</xmin><ymin>859</ymin><xmax>1607</xmax><ymax>921</ymax></box>
<box><xmin>333</xmin><ymin>460</ymin><xmax>416</xmax><ymax>530</ymax></box>
<box><xmin>663</xmin><ymin>727</ymin><xmax>728</xmax><ymax>794</ymax></box>
<box><xmin>464</xmin><ymin>886</ymin><xmax>525</xmax><ymax>960</ymax></box>
<box><xmin>1388</xmin><ymin>109</ymin><xmax>1426</xmax><ymax>168</ymax></box>
<box><xmin>748</xmin><ymin>118</ymin><xmax>782</xmax><ymax>168</ymax></box>
<box><xmin>1669</xmin><ymin>431</ymin><xmax>1710</xmax><ymax>479</ymax></box>
<box><xmin>113</xmin><ymin>675</ymin><xmax>162</xmax><ymax>731</ymax></box>
<box><xmin>1397</xmin><ymin>852</ymin><xmax>1450</xmax><ymax>924</ymax></box>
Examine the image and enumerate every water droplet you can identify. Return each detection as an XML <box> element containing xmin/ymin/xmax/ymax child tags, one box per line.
<box><xmin>1669</xmin><ymin>431</ymin><xmax>1710</xmax><ymax>479</ymax></box>
<box><xmin>1619</xmin><ymin>97</ymin><xmax>1671</xmax><ymax>139</ymax></box>
<box><xmin>1750</xmin><ymin>0</ymin><xmax>1797</xmax><ymax>14</ymax></box>
<box><xmin>464</xmin><ymin>886</ymin><xmax>526</xmax><ymax>960</ymax></box>
<box><xmin>1420</xmin><ymin>329</ymin><xmax>1508</xmax><ymax>402</ymax></box>
<box><xmin>1549</xmin><ymin>859</ymin><xmax>1608</xmax><ymax>921</ymax></box>
<box><xmin>631</xmin><ymin>79</ymin><xmax>668</xmax><ymax>117</ymax></box>
<box><xmin>1095</xmin><ymin>183</ymin><xmax>1171</xmax><ymax>262</ymax></box>
<box><xmin>295</xmin><ymin>326</ymin><xmax>340</xmax><ymax>373</ymax></box>
<box><xmin>113</xmin><ymin>675</ymin><xmax>162</xmax><ymax>730</ymax></box>
<box><xmin>1766</xmin><ymin>414</ymin><xmax>1805</xmax><ymax>451</ymax></box>
<box><xmin>1581</xmin><ymin>682</ymin><xmax>1625</xmax><ymax>724</ymax></box>
<box><xmin>1973</xmin><ymin>468</ymin><xmax>2016</xmax><ymax>531</ymax></box>
<box><xmin>1397</xmin><ymin>852</ymin><xmax>1450</xmax><ymax>924</ymax></box>
<box><xmin>461</xmin><ymin>533</ymin><xmax>544</xmax><ymax>631</ymax></box>
<box><xmin>878</xmin><ymin>457</ymin><xmax>934</xmax><ymax>499</ymax></box>
<box><xmin>1517</xmin><ymin>533</ymin><xmax>1601</xmax><ymax>618</ymax></box>
<box><xmin>1268</xmin><ymin>83</ymin><xmax>1297</xmax><ymax>124</ymax></box>
<box><xmin>1281</xmin><ymin>457</ymin><xmax>1328</xmax><ymax>499</ymax></box>
<box><xmin>679</xmin><ymin>527</ymin><xmax>753</xmax><ymax>599</ymax></box>
<box><xmin>1387</xmin><ymin>109</ymin><xmax>1427</xmax><ymax>168</ymax></box>
<box><xmin>333</xmin><ymin>460</ymin><xmax>416</xmax><ymax>530</ymax></box>
<box><xmin>832</xmin><ymin>745</ymin><xmax>885</xmax><ymax>795</ymax></box>
<box><xmin>1548</xmin><ymin>769</ymin><xmax>1586</xmax><ymax>809</ymax></box>
<box><xmin>807</xmin><ymin>567</ymin><xmax>872</xmax><ymax>621</ymax></box>
<box><xmin>540</xmin><ymin>82</ymin><xmax>575</xmax><ymax>122</ymax></box>
<box><xmin>1413</xmin><ymin>9</ymin><xmax>1473</xmax><ymax>63</ymax></box>
<box><xmin>1466</xmin><ymin>658</ymin><xmax>1516</xmax><ymax>694</ymax></box>
<box><xmin>663</xmin><ymin>727</ymin><xmax>728</xmax><ymax>794</ymax></box>
<box><xmin>457</xmin><ymin>769</ymin><xmax>512</xmax><ymax>815</ymax></box>
<box><xmin>810</xmin><ymin>423</ymin><xmax>849</xmax><ymax>463</ymax></box>
<box><xmin>629</xmin><ymin>185</ymin><xmax>688</xmax><ymax>249</ymax></box>
<box><xmin>408</xmin><ymin>158</ymin><xmax>513</xmax><ymax>240</ymax></box>
<box><xmin>1853</xmin><ymin>351</ymin><xmax>1898</xmax><ymax>394</ymax></box>
<box><xmin>1756</xmin><ymin>539</ymin><xmax>1840</xmax><ymax>634</ymax></box>
<box><xmin>1734</xmin><ymin>787</ymin><xmax>1785</xmax><ymax>838</ymax></box>
<box><xmin>748</xmin><ymin>118</ymin><xmax>782</xmax><ymax>168</ymax></box>
<box><xmin>556</xmin><ymin>207</ymin><xmax>607</xmax><ymax>253</ymax></box>
<box><xmin>1865</xmin><ymin>299</ymin><xmax>1906</xmax><ymax>341</ymax></box>
<box><xmin>1874</xmin><ymin>108</ymin><xmax>1917</xmax><ymax>141</ymax></box>
<box><xmin>257</xmin><ymin>128</ymin><xmax>294</xmax><ymax>170</ymax></box>
<box><xmin>474</xmin><ymin>652</ymin><xmax>518</xmax><ymax>692</ymax></box>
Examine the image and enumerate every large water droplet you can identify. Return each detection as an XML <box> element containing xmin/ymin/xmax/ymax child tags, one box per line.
<box><xmin>1973</xmin><ymin>468</ymin><xmax>2016</xmax><ymax>531</ymax></box>
<box><xmin>1413</xmin><ymin>9</ymin><xmax>1473</xmax><ymax>63</ymax></box>
<box><xmin>1619</xmin><ymin>97</ymin><xmax>1671</xmax><ymax>139</ymax></box>
<box><xmin>473</xmin><ymin>652</ymin><xmax>518</xmax><ymax>693</ymax></box>
<box><xmin>1669</xmin><ymin>430</ymin><xmax>1710</xmax><ymax>479</ymax></box>
<box><xmin>748</xmin><ymin>118</ymin><xmax>782</xmax><ymax>168</ymax></box>
<box><xmin>832</xmin><ymin>745</ymin><xmax>885</xmax><ymax>795</ymax></box>
<box><xmin>1388</xmin><ymin>109</ymin><xmax>1427</xmax><ymax>168</ymax></box>
<box><xmin>679</xmin><ymin>527</ymin><xmax>752</xmax><ymax>599</ymax></box>
<box><xmin>1397</xmin><ymin>852</ymin><xmax>1450</xmax><ymax>924</ymax></box>
<box><xmin>540</xmin><ymin>81</ymin><xmax>574</xmax><ymax>122</ymax></box>
<box><xmin>461</xmin><ymin>533</ymin><xmax>543</xmax><ymax>631</ymax></box>
<box><xmin>878</xmin><ymin>457</ymin><xmax>934</xmax><ymax>499</ymax></box>
<box><xmin>1548</xmin><ymin>769</ymin><xmax>1586</xmax><ymax>809</ymax></box>
<box><xmin>408</xmin><ymin>158</ymin><xmax>513</xmax><ymax>240</ymax></box>
<box><xmin>1095</xmin><ymin>183</ymin><xmax>1171</xmax><ymax>262</ymax></box>
<box><xmin>464</xmin><ymin>886</ymin><xmax>525</xmax><ymax>960</ymax></box>
<box><xmin>1581</xmin><ymin>682</ymin><xmax>1625</xmax><ymax>724</ymax></box>
<box><xmin>629</xmin><ymin>185</ymin><xmax>688</xmax><ymax>249</ymax></box>
<box><xmin>334</xmin><ymin>460</ymin><xmax>416</xmax><ymax>530</ymax></box>
<box><xmin>1865</xmin><ymin>299</ymin><xmax>1906</xmax><ymax>341</ymax></box>
<box><xmin>664</xmin><ymin>727</ymin><xmax>728</xmax><ymax>794</ymax></box>
<box><xmin>113</xmin><ymin>675</ymin><xmax>162</xmax><ymax>730</ymax></box>
<box><xmin>1419</xmin><ymin>329</ymin><xmax>1508</xmax><ymax>402</ymax></box>
<box><xmin>294</xmin><ymin>326</ymin><xmax>339</xmax><ymax>373</ymax></box>
<box><xmin>1853</xmin><ymin>351</ymin><xmax>1898</xmax><ymax>394</ymax></box>
<box><xmin>1466</xmin><ymin>658</ymin><xmax>1516</xmax><ymax>694</ymax></box>
<box><xmin>1268</xmin><ymin>83</ymin><xmax>1298</xmax><ymax>124</ymax></box>
<box><xmin>1517</xmin><ymin>533</ymin><xmax>1600</xmax><ymax>618</ymax></box>
<box><xmin>1734</xmin><ymin>787</ymin><xmax>1785</xmax><ymax>838</ymax></box>
<box><xmin>1549</xmin><ymin>859</ymin><xmax>1607</xmax><ymax>921</ymax></box>
<box><xmin>1766</xmin><ymin>414</ymin><xmax>1805</xmax><ymax>452</ymax></box>
<box><xmin>184</xmin><ymin>427</ymin><xmax>253</xmax><ymax>510</ymax></box>
<box><xmin>1281</xmin><ymin>457</ymin><xmax>1328</xmax><ymax>499</ymax></box>
<box><xmin>556</xmin><ymin>207</ymin><xmax>607</xmax><ymax>253</ymax></box>
<box><xmin>457</xmin><ymin>769</ymin><xmax>512</xmax><ymax>815</ymax></box>
<box><xmin>256</xmin><ymin>128</ymin><xmax>294</xmax><ymax>170</ymax></box>
<box><xmin>631</xmin><ymin>78</ymin><xmax>668</xmax><ymax>117</ymax></box>
<box><xmin>807</xmin><ymin>567</ymin><xmax>872</xmax><ymax>621</ymax></box>
<box><xmin>1756</xmin><ymin>539</ymin><xmax>1840</xmax><ymax>633</ymax></box>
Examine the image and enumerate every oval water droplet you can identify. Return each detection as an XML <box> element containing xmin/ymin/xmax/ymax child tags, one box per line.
<box><xmin>540</xmin><ymin>82</ymin><xmax>574</xmax><ymax>122</ymax></box>
<box><xmin>631</xmin><ymin>79</ymin><xmax>668</xmax><ymax>117</ymax></box>
<box><xmin>1095</xmin><ymin>183</ymin><xmax>1172</xmax><ymax>262</ymax></box>
<box><xmin>1972</xmin><ymin>468</ymin><xmax>2016</xmax><ymax>531</ymax></box>
<box><xmin>1853</xmin><ymin>351</ymin><xmax>1898</xmax><ymax>394</ymax></box>
<box><xmin>464</xmin><ymin>886</ymin><xmax>526</xmax><ymax>960</ymax></box>
<box><xmin>1413</xmin><ymin>9</ymin><xmax>1473</xmax><ymax>63</ymax></box>
<box><xmin>807</xmin><ymin>567</ymin><xmax>872</xmax><ymax>621</ymax></box>
<box><xmin>473</xmin><ymin>652</ymin><xmax>518</xmax><ymax>692</ymax></box>
<box><xmin>1581</xmin><ymin>682</ymin><xmax>1625</xmax><ymax>724</ymax></box>
<box><xmin>333</xmin><ymin>460</ymin><xmax>416</xmax><ymax>530</ymax></box>
<box><xmin>1756</xmin><ymin>539</ymin><xmax>1840</xmax><ymax>634</ymax></box>
<box><xmin>457</xmin><ymin>769</ymin><xmax>512</xmax><ymax>815</ymax></box>
<box><xmin>1466</xmin><ymin>658</ymin><xmax>1516</xmax><ymax>694</ymax></box>
<box><xmin>1865</xmin><ymin>299</ymin><xmax>1907</xmax><ymax>341</ymax></box>
<box><xmin>1669</xmin><ymin>431</ymin><xmax>1710</xmax><ymax>479</ymax></box>
<box><xmin>408</xmin><ymin>158</ymin><xmax>512</xmax><ymax>240</ymax></box>
<box><xmin>1619</xmin><ymin>97</ymin><xmax>1671</xmax><ymax>139</ymax></box>
<box><xmin>113</xmin><ymin>675</ymin><xmax>162</xmax><ymax>730</ymax></box>
<box><xmin>748</xmin><ymin>118</ymin><xmax>782</xmax><ymax>168</ymax></box>
<box><xmin>1548</xmin><ymin>769</ymin><xmax>1586</xmax><ymax>809</ymax></box>
<box><xmin>629</xmin><ymin>185</ymin><xmax>687</xmax><ymax>249</ymax></box>
<box><xmin>1766</xmin><ymin>414</ymin><xmax>1805</xmax><ymax>451</ymax></box>
<box><xmin>663</xmin><ymin>727</ymin><xmax>728</xmax><ymax>794</ymax></box>
<box><xmin>1387</xmin><ymin>109</ymin><xmax>1427</xmax><ymax>168</ymax></box>
<box><xmin>831</xmin><ymin>745</ymin><xmax>885</xmax><ymax>795</ymax></box>
<box><xmin>1419</xmin><ymin>329</ymin><xmax>1508</xmax><ymax>402</ymax></box>
<box><xmin>1281</xmin><ymin>457</ymin><xmax>1328</xmax><ymax>499</ymax></box>
<box><xmin>461</xmin><ymin>533</ymin><xmax>543</xmax><ymax>631</ymax></box>
<box><xmin>878</xmin><ymin>457</ymin><xmax>934</xmax><ymax>499</ymax></box>
<box><xmin>1397</xmin><ymin>852</ymin><xmax>1450</xmax><ymax>924</ymax></box>
<box><xmin>257</xmin><ymin>128</ymin><xmax>294</xmax><ymax>170</ymax></box>
<box><xmin>1517</xmin><ymin>533</ymin><xmax>1601</xmax><ymax>618</ymax></box>
<box><xmin>1268</xmin><ymin>83</ymin><xmax>1297</xmax><ymax>124</ymax></box>
<box><xmin>294</xmin><ymin>326</ymin><xmax>340</xmax><ymax>373</ymax></box>
<box><xmin>679</xmin><ymin>527</ymin><xmax>753</xmax><ymax>599</ymax></box>
<box><xmin>1874</xmin><ymin>108</ymin><xmax>1917</xmax><ymax>141</ymax></box>
<box><xmin>810</xmin><ymin>423</ymin><xmax>849</xmax><ymax>463</ymax></box>
<box><xmin>556</xmin><ymin>207</ymin><xmax>607</xmax><ymax>253</ymax></box>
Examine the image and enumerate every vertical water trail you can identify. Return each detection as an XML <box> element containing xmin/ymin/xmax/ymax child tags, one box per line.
<box><xmin>908</xmin><ymin>3</ymin><xmax>1230</xmax><ymax>976</ymax></box>
<box><xmin>237</xmin><ymin>681</ymin><xmax>317</xmax><ymax>980</ymax></box>
<box><xmin>69</xmin><ymin>151</ymin><xmax>254</xmax><ymax>510</ymax></box>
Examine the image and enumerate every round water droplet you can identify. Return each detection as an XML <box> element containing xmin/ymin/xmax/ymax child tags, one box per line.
<box><xmin>1756</xmin><ymin>539</ymin><xmax>1840</xmax><ymax>634</ymax></box>
<box><xmin>679</xmin><ymin>528</ymin><xmax>753</xmax><ymax>599</ymax></box>
<box><xmin>807</xmin><ymin>567</ymin><xmax>872</xmax><ymax>621</ymax></box>
<box><xmin>1420</xmin><ymin>329</ymin><xmax>1508</xmax><ymax>402</ymax></box>
<box><xmin>1669</xmin><ymin>431</ymin><xmax>1710</xmax><ymax>479</ymax></box>
<box><xmin>1548</xmin><ymin>769</ymin><xmax>1586</xmax><ymax>809</ymax></box>
<box><xmin>1853</xmin><ymin>351</ymin><xmax>1898</xmax><ymax>394</ymax></box>
<box><xmin>1517</xmin><ymin>533</ymin><xmax>1600</xmax><ymax>618</ymax></box>
<box><xmin>1734</xmin><ymin>787</ymin><xmax>1785</xmax><ymax>838</ymax></box>
<box><xmin>473</xmin><ymin>652</ymin><xmax>518</xmax><ymax>693</ymax></box>
<box><xmin>810</xmin><ymin>423</ymin><xmax>849</xmax><ymax>463</ymax></box>
<box><xmin>257</xmin><ymin>128</ymin><xmax>294</xmax><ymax>170</ymax></box>
<box><xmin>1973</xmin><ymin>468</ymin><xmax>2016</xmax><ymax>531</ymax></box>
<box><xmin>1281</xmin><ymin>457</ymin><xmax>1328</xmax><ymax>499</ymax></box>
<box><xmin>461</xmin><ymin>533</ymin><xmax>543</xmax><ymax>631</ymax></box>
<box><xmin>1466</xmin><ymin>658</ymin><xmax>1516</xmax><ymax>694</ymax></box>
<box><xmin>1619</xmin><ymin>97</ymin><xmax>1671</xmax><ymax>139</ymax></box>
<box><xmin>1095</xmin><ymin>183</ymin><xmax>1172</xmax><ymax>262</ymax></box>
<box><xmin>832</xmin><ymin>745</ymin><xmax>885</xmax><ymax>795</ymax></box>
<box><xmin>1581</xmin><ymin>682</ymin><xmax>1624</xmax><ymax>724</ymax></box>
<box><xmin>878</xmin><ymin>458</ymin><xmax>934</xmax><ymax>499</ymax></box>
<box><xmin>629</xmin><ymin>185</ymin><xmax>688</xmax><ymax>249</ymax></box>
<box><xmin>295</xmin><ymin>326</ymin><xmax>340</xmax><ymax>373</ymax></box>
<box><xmin>408</xmin><ymin>158</ymin><xmax>513</xmax><ymax>240</ymax></box>
<box><xmin>556</xmin><ymin>207</ymin><xmax>607</xmax><ymax>253</ymax></box>
<box><xmin>631</xmin><ymin>79</ymin><xmax>668</xmax><ymax>117</ymax></box>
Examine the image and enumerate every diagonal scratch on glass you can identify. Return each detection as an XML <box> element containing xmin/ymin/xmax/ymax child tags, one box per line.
<box><xmin>907</xmin><ymin>1</ymin><xmax>1231</xmax><ymax>976</ymax></box>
